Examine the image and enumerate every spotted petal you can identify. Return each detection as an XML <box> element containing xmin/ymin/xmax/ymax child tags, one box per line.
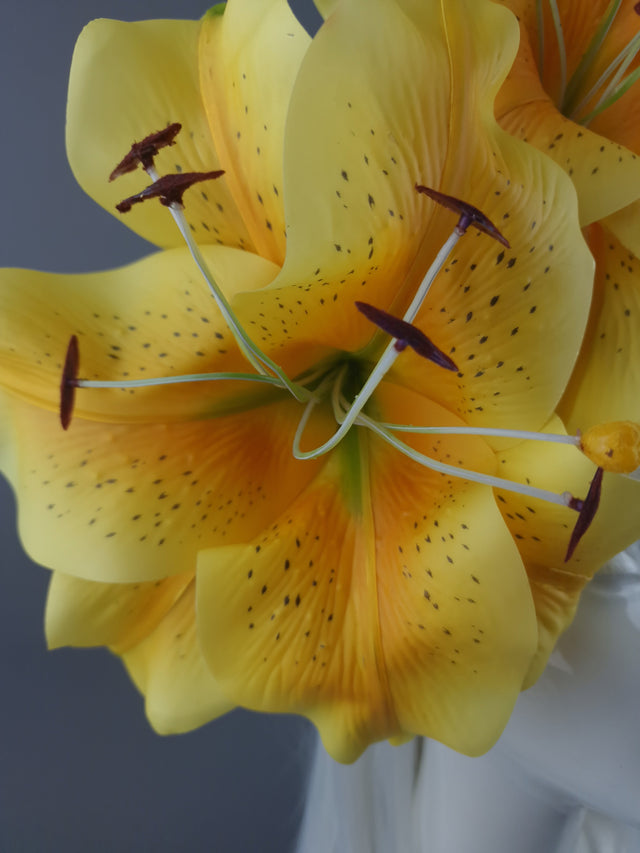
<box><xmin>495</xmin><ymin>0</ymin><xmax>640</xmax><ymax>225</ymax></box>
<box><xmin>198</xmin><ymin>0</ymin><xmax>310</xmax><ymax>265</ymax></box>
<box><xmin>197</xmin><ymin>385</ymin><xmax>537</xmax><ymax>760</ymax></box>
<box><xmin>66</xmin><ymin>18</ymin><xmax>252</xmax><ymax>251</ymax></box>
<box><xmin>495</xmin><ymin>415</ymin><xmax>640</xmax><ymax>685</ymax></box>
<box><xmin>559</xmin><ymin>224</ymin><xmax>640</xmax><ymax>431</ymax></box>
<box><xmin>0</xmin><ymin>391</ymin><xmax>329</xmax><ymax>583</ymax></box>
<box><xmin>0</xmin><ymin>245</ymin><xmax>290</xmax><ymax>423</ymax></box>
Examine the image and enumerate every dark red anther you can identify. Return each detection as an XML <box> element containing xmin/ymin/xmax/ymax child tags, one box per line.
<box><xmin>415</xmin><ymin>185</ymin><xmax>510</xmax><ymax>248</ymax></box>
<box><xmin>356</xmin><ymin>301</ymin><xmax>458</xmax><ymax>371</ymax></box>
<box><xmin>564</xmin><ymin>466</ymin><xmax>604</xmax><ymax>562</ymax></box>
<box><xmin>116</xmin><ymin>170</ymin><xmax>225</xmax><ymax>213</ymax></box>
<box><xmin>60</xmin><ymin>335</ymin><xmax>79</xmax><ymax>431</ymax></box>
<box><xmin>109</xmin><ymin>123</ymin><xmax>183</xmax><ymax>180</ymax></box>
<box><xmin>635</xmin><ymin>2</ymin><xmax>640</xmax><ymax>14</ymax></box>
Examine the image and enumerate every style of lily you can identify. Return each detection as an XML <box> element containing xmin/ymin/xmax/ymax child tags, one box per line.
<box><xmin>1</xmin><ymin>0</ymin><xmax>639</xmax><ymax>764</ymax></box>
<box><xmin>495</xmin><ymin>0</ymin><xmax>640</xmax><ymax>437</ymax></box>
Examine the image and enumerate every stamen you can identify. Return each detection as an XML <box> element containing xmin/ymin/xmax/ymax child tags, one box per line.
<box><xmin>415</xmin><ymin>186</ymin><xmax>510</xmax><ymax>248</ymax></box>
<box><xmin>294</xmin><ymin>190</ymin><xmax>505</xmax><ymax>460</ymax></box>
<box><xmin>564</xmin><ymin>467</ymin><xmax>604</xmax><ymax>561</ymax></box>
<box><xmin>115</xmin><ymin>170</ymin><xmax>225</xmax><ymax>213</ymax></box>
<box><xmin>355</xmin><ymin>302</ymin><xmax>458</xmax><ymax>371</ymax></box>
<box><xmin>109</xmin><ymin>123</ymin><xmax>182</xmax><ymax>180</ymax></box>
<box><xmin>60</xmin><ymin>335</ymin><xmax>79</xmax><ymax>430</ymax></box>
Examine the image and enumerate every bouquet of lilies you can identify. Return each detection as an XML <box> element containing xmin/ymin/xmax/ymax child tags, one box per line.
<box><xmin>0</xmin><ymin>0</ymin><xmax>638</xmax><ymax>763</ymax></box>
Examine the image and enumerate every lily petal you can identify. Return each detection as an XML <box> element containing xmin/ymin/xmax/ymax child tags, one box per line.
<box><xmin>198</xmin><ymin>0</ymin><xmax>310</xmax><ymax>265</ymax></box>
<box><xmin>0</xmin><ymin>391</ymin><xmax>328</xmax><ymax>583</ymax></box>
<box><xmin>0</xmin><ymin>245</ymin><xmax>282</xmax><ymax>422</ymax></box>
<box><xmin>45</xmin><ymin>570</ymin><xmax>192</xmax><ymax>653</ymax></box>
<box><xmin>559</xmin><ymin>224</ymin><xmax>640</xmax><ymax>431</ymax></box>
<box><xmin>495</xmin><ymin>5</ymin><xmax>640</xmax><ymax>225</ymax></box>
<box><xmin>495</xmin><ymin>415</ymin><xmax>640</xmax><ymax>684</ymax></box>
<box><xmin>66</xmin><ymin>18</ymin><xmax>252</xmax><ymax>251</ymax></box>
<box><xmin>122</xmin><ymin>581</ymin><xmax>234</xmax><ymax>734</ymax></box>
<box><xmin>197</xmin><ymin>385</ymin><xmax>536</xmax><ymax>760</ymax></box>
<box><xmin>389</xmin><ymin>139</ymin><xmax>593</xmax><ymax>437</ymax></box>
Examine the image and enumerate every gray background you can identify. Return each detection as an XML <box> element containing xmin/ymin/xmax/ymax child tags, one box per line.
<box><xmin>0</xmin><ymin>2</ymin><xmax>323</xmax><ymax>851</ymax></box>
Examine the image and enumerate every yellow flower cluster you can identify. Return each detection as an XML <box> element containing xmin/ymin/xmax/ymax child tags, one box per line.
<box><xmin>0</xmin><ymin>0</ymin><xmax>638</xmax><ymax>762</ymax></box>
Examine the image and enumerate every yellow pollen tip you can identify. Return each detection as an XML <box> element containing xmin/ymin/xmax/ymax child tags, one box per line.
<box><xmin>579</xmin><ymin>421</ymin><xmax>640</xmax><ymax>474</ymax></box>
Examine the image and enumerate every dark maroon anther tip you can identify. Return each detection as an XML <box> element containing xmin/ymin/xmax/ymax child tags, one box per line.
<box><xmin>635</xmin><ymin>1</ymin><xmax>640</xmax><ymax>14</ymax></box>
<box><xmin>564</xmin><ymin>466</ymin><xmax>604</xmax><ymax>562</ymax></box>
<box><xmin>60</xmin><ymin>335</ymin><xmax>79</xmax><ymax>431</ymax></box>
<box><xmin>415</xmin><ymin>184</ymin><xmax>510</xmax><ymax>248</ymax></box>
<box><xmin>109</xmin><ymin>123</ymin><xmax>183</xmax><ymax>181</ymax></box>
<box><xmin>115</xmin><ymin>169</ymin><xmax>225</xmax><ymax>213</ymax></box>
<box><xmin>356</xmin><ymin>301</ymin><xmax>458</xmax><ymax>372</ymax></box>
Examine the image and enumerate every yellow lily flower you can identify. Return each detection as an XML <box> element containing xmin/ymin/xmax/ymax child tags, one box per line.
<box><xmin>495</xmin><ymin>0</ymin><xmax>640</xmax><ymax>433</ymax></box>
<box><xmin>1</xmin><ymin>0</ymin><xmax>638</xmax><ymax>764</ymax></box>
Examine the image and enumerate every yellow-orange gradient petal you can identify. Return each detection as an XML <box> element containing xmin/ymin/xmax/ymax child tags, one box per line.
<box><xmin>199</xmin><ymin>0</ymin><xmax>310</xmax><ymax>265</ymax></box>
<box><xmin>46</xmin><ymin>569</ymin><xmax>192</xmax><ymax>653</ymax></box>
<box><xmin>0</xmin><ymin>390</ymin><xmax>329</xmax><ymax>583</ymax></box>
<box><xmin>495</xmin><ymin>415</ymin><xmax>640</xmax><ymax>685</ymax></box>
<box><xmin>67</xmin><ymin>18</ymin><xmax>252</xmax><ymax>251</ymax></box>
<box><xmin>495</xmin><ymin>4</ymin><xmax>640</xmax><ymax>225</ymax></box>
<box><xmin>197</xmin><ymin>385</ymin><xmax>538</xmax><ymax>761</ymax></box>
<box><xmin>388</xmin><ymin>130</ymin><xmax>592</xmax><ymax>438</ymax></box>
<box><xmin>122</xmin><ymin>581</ymin><xmax>234</xmax><ymax>734</ymax></box>
<box><xmin>234</xmin><ymin>0</ymin><xmax>530</xmax><ymax>352</ymax></box>
<box><xmin>0</xmin><ymin>245</ymin><xmax>287</xmax><ymax>423</ymax></box>
<box><xmin>559</xmin><ymin>224</ymin><xmax>640</xmax><ymax>431</ymax></box>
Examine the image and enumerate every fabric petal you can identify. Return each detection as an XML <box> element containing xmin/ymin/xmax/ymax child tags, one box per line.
<box><xmin>495</xmin><ymin>7</ymin><xmax>640</xmax><ymax>226</ymax></box>
<box><xmin>559</xmin><ymin>224</ymin><xmax>640</xmax><ymax>431</ymax></box>
<box><xmin>234</xmin><ymin>0</ymin><xmax>591</xmax><ymax>428</ymax></box>
<box><xmin>387</xmin><ymin>134</ymin><xmax>593</xmax><ymax>438</ymax></box>
<box><xmin>198</xmin><ymin>0</ymin><xmax>310</xmax><ymax>265</ymax></box>
<box><xmin>122</xmin><ymin>581</ymin><xmax>234</xmax><ymax>734</ymax></box>
<box><xmin>0</xmin><ymin>245</ymin><xmax>283</xmax><ymax>423</ymax></box>
<box><xmin>67</xmin><ymin>18</ymin><xmax>252</xmax><ymax>251</ymax></box>
<box><xmin>0</xmin><ymin>391</ymin><xmax>328</xmax><ymax>583</ymax></box>
<box><xmin>495</xmin><ymin>415</ymin><xmax>640</xmax><ymax>685</ymax></box>
<box><xmin>45</xmin><ymin>570</ymin><xmax>192</xmax><ymax>653</ymax></box>
<box><xmin>197</xmin><ymin>385</ymin><xmax>536</xmax><ymax>760</ymax></box>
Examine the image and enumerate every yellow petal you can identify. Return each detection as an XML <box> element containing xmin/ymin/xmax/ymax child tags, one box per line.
<box><xmin>122</xmin><ymin>581</ymin><xmax>233</xmax><ymax>734</ymax></box>
<box><xmin>495</xmin><ymin>415</ymin><xmax>640</xmax><ymax>684</ymax></box>
<box><xmin>388</xmin><ymin>134</ymin><xmax>593</xmax><ymax>438</ymax></box>
<box><xmin>45</xmin><ymin>570</ymin><xmax>192</xmax><ymax>653</ymax></box>
<box><xmin>67</xmin><ymin>18</ymin><xmax>252</xmax><ymax>251</ymax></box>
<box><xmin>559</xmin><ymin>224</ymin><xmax>640</xmax><ymax>431</ymax></box>
<box><xmin>234</xmin><ymin>0</ymin><xmax>588</xmax><ymax>373</ymax></box>
<box><xmin>199</xmin><ymin>0</ymin><xmax>310</xmax><ymax>265</ymax></box>
<box><xmin>197</xmin><ymin>385</ymin><xmax>537</xmax><ymax>760</ymax></box>
<box><xmin>495</xmin><ymin>7</ymin><xmax>640</xmax><ymax>225</ymax></box>
<box><xmin>0</xmin><ymin>245</ymin><xmax>280</xmax><ymax>422</ymax></box>
<box><xmin>1</xmin><ymin>391</ymin><xmax>327</xmax><ymax>583</ymax></box>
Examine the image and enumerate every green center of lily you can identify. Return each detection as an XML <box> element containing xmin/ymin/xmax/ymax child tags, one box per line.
<box><xmin>537</xmin><ymin>0</ymin><xmax>640</xmax><ymax>124</ymax></box>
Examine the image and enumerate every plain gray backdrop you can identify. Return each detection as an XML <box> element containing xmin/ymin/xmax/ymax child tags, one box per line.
<box><xmin>0</xmin><ymin>2</ymin><xmax>323</xmax><ymax>851</ymax></box>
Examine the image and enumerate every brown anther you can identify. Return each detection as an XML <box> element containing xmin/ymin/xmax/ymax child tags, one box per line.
<box><xmin>635</xmin><ymin>2</ymin><xmax>640</xmax><ymax>14</ymax></box>
<box><xmin>60</xmin><ymin>335</ymin><xmax>79</xmax><ymax>431</ymax></box>
<box><xmin>116</xmin><ymin>170</ymin><xmax>225</xmax><ymax>213</ymax></box>
<box><xmin>564</xmin><ymin>467</ymin><xmax>604</xmax><ymax>562</ymax></box>
<box><xmin>415</xmin><ymin>185</ymin><xmax>510</xmax><ymax>248</ymax></box>
<box><xmin>356</xmin><ymin>301</ymin><xmax>458</xmax><ymax>371</ymax></box>
<box><xmin>109</xmin><ymin>123</ymin><xmax>182</xmax><ymax>181</ymax></box>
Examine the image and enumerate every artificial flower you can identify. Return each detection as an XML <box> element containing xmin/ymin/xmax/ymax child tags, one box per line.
<box><xmin>0</xmin><ymin>0</ymin><xmax>638</xmax><ymax>763</ymax></box>
<box><xmin>495</xmin><ymin>0</ymin><xmax>640</xmax><ymax>432</ymax></box>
